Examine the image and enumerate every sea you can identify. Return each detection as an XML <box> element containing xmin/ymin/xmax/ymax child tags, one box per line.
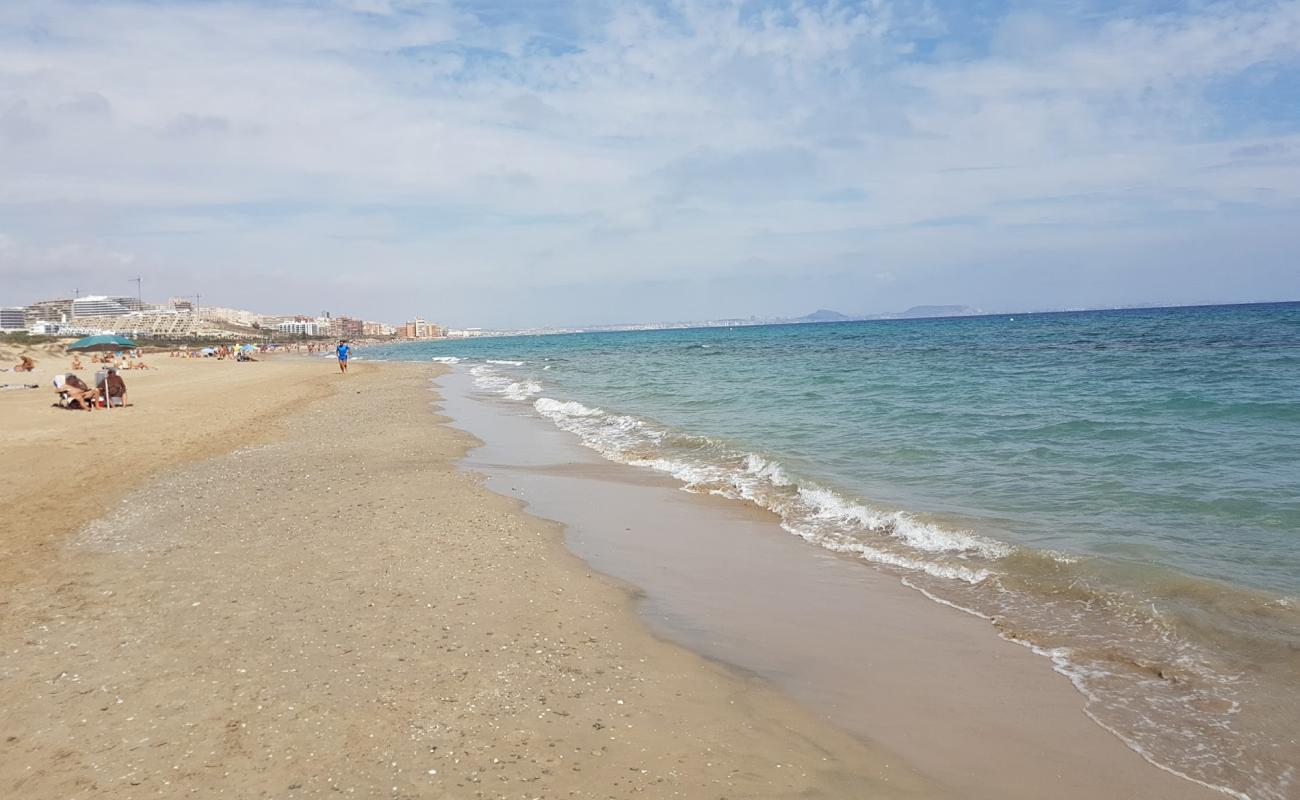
<box><xmin>365</xmin><ymin>302</ymin><xmax>1300</xmax><ymax>800</ymax></box>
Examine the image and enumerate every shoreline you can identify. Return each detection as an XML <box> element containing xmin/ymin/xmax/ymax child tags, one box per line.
<box><xmin>437</xmin><ymin>367</ymin><xmax>1226</xmax><ymax>800</ymax></box>
<box><xmin>0</xmin><ymin>360</ymin><xmax>938</xmax><ymax>798</ymax></box>
<box><xmin>434</xmin><ymin>344</ymin><xmax>1297</xmax><ymax>800</ymax></box>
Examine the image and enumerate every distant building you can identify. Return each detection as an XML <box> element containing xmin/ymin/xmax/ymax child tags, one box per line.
<box><xmin>168</xmin><ymin>297</ymin><xmax>194</xmax><ymax>312</ymax></box>
<box><xmin>313</xmin><ymin>315</ymin><xmax>366</xmax><ymax>338</ymax></box>
<box><xmin>333</xmin><ymin>316</ymin><xmax>365</xmax><ymax>338</ymax></box>
<box><xmin>72</xmin><ymin>295</ymin><xmax>131</xmax><ymax>318</ymax></box>
<box><xmin>29</xmin><ymin>320</ymin><xmax>62</xmax><ymax>335</ymax></box>
<box><xmin>116</xmin><ymin>295</ymin><xmax>150</xmax><ymax>312</ymax></box>
<box><xmin>25</xmin><ymin>298</ymin><xmax>73</xmax><ymax>324</ymax></box>
<box><xmin>197</xmin><ymin>305</ymin><xmax>261</xmax><ymax>327</ymax></box>
<box><xmin>277</xmin><ymin>320</ymin><xmax>322</xmax><ymax>336</ymax></box>
<box><xmin>0</xmin><ymin>307</ymin><xmax>26</xmax><ymax>331</ymax></box>
<box><xmin>65</xmin><ymin>310</ymin><xmax>235</xmax><ymax>338</ymax></box>
<box><xmin>446</xmin><ymin>328</ymin><xmax>484</xmax><ymax>338</ymax></box>
<box><xmin>400</xmin><ymin>317</ymin><xmax>443</xmax><ymax>339</ymax></box>
<box><xmin>362</xmin><ymin>320</ymin><xmax>396</xmax><ymax>337</ymax></box>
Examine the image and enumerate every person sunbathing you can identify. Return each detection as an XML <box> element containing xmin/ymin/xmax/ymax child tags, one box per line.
<box><xmin>57</xmin><ymin>373</ymin><xmax>98</xmax><ymax>411</ymax></box>
<box><xmin>71</xmin><ymin>355</ymin><xmax>84</xmax><ymax>370</ymax></box>
<box><xmin>15</xmin><ymin>355</ymin><xmax>35</xmax><ymax>372</ymax></box>
<box><xmin>97</xmin><ymin>368</ymin><xmax>128</xmax><ymax>407</ymax></box>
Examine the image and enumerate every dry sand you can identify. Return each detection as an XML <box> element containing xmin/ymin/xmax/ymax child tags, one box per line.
<box><xmin>0</xmin><ymin>348</ymin><xmax>333</xmax><ymax>589</ymax></box>
<box><xmin>1</xmin><ymin>354</ymin><xmax>937</xmax><ymax>798</ymax></box>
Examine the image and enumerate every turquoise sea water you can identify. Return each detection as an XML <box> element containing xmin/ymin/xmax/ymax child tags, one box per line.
<box><xmin>367</xmin><ymin>302</ymin><xmax>1300</xmax><ymax>800</ymax></box>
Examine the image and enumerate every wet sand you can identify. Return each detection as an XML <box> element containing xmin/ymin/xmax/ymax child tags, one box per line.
<box><xmin>438</xmin><ymin>369</ymin><xmax>1223</xmax><ymax>800</ymax></box>
<box><xmin>0</xmin><ymin>359</ymin><xmax>935</xmax><ymax>798</ymax></box>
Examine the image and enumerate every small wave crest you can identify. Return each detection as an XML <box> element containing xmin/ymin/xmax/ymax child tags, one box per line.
<box><xmin>528</xmin><ymin>393</ymin><xmax>1005</xmax><ymax>584</ymax></box>
<box><xmin>470</xmin><ymin>364</ymin><xmax>542</xmax><ymax>401</ymax></box>
<box><xmin>430</xmin><ymin>356</ymin><xmax>463</xmax><ymax>364</ymax></box>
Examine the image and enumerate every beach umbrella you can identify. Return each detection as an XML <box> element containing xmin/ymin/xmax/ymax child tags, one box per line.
<box><xmin>67</xmin><ymin>334</ymin><xmax>138</xmax><ymax>352</ymax></box>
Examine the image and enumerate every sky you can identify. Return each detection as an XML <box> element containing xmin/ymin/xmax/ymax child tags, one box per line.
<box><xmin>1</xmin><ymin>0</ymin><xmax>1298</xmax><ymax>328</ymax></box>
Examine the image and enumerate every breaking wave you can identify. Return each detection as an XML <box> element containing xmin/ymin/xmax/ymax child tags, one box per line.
<box><xmin>471</xmin><ymin>364</ymin><xmax>541</xmax><ymax>401</ymax></box>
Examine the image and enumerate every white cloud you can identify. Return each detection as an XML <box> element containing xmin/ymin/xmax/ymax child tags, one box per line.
<box><xmin>0</xmin><ymin>0</ymin><xmax>1297</xmax><ymax>324</ymax></box>
<box><xmin>0</xmin><ymin>234</ymin><xmax>140</xmax><ymax>300</ymax></box>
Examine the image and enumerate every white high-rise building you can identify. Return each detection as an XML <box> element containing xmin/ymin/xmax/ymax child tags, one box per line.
<box><xmin>71</xmin><ymin>296</ymin><xmax>131</xmax><ymax>318</ymax></box>
<box><xmin>0</xmin><ymin>307</ymin><xmax>26</xmax><ymax>330</ymax></box>
<box><xmin>277</xmin><ymin>320</ymin><xmax>321</xmax><ymax>336</ymax></box>
<box><xmin>24</xmin><ymin>298</ymin><xmax>73</xmax><ymax>324</ymax></box>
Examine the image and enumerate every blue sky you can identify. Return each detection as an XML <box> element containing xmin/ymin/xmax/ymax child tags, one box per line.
<box><xmin>1</xmin><ymin>0</ymin><xmax>1298</xmax><ymax>326</ymax></box>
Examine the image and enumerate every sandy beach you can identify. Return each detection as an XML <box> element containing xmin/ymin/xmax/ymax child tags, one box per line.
<box><xmin>0</xmin><ymin>354</ymin><xmax>937</xmax><ymax>798</ymax></box>
<box><xmin>0</xmin><ymin>348</ymin><xmax>1234</xmax><ymax>799</ymax></box>
<box><xmin>0</xmin><ymin>349</ymin><xmax>333</xmax><ymax>590</ymax></box>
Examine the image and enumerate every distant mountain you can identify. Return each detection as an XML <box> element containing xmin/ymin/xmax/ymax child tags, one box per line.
<box><xmin>895</xmin><ymin>305</ymin><xmax>979</xmax><ymax>319</ymax></box>
<box><xmin>796</xmin><ymin>309</ymin><xmax>852</xmax><ymax>323</ymax></box>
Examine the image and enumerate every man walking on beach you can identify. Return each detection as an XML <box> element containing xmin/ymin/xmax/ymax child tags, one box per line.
<box><xmin>336</xmin><ymin>340</ymin><xmax>350</xmax><ymax>374</ymax></box>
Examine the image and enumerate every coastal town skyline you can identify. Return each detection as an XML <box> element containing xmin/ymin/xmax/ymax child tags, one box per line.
<box><xmin>5</xmin><ymin>282</ymin><xmax>1292</xmax><ymax>341</ymax></box>
<box><xmin>0</xmin><ymin>289</ymin><xmax>454</xmax><ymax>341</ymax></box>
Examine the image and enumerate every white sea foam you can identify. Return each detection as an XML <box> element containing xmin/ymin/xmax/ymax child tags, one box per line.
<box><xmin>535</xmin><ymin>397</ymin><xmax>602</xmax><ymax>419</ymax></box>
<box><xmin>471</xmin><ymin>365</ymin><xmax>542</xmax><ymax>401</ymax></box>
<box><xmin>793</xmin><ymin>486</ymin><xmax>1012</xmax><ymax>558</ymax></box>
<box><xmin>505</xmin><ymin>381</ymin><xmax>542</xmax><ymax>400</ymax></box>
<box><xmin>744</xmin><ymin>454</ymin><xmax>793</xmax><ymax>487</ymax></box>
<box><xmin>782</xmin><ymin>519</ymin><xmax>994</xmax><ymax>583</ymax></box>
<box><xmin>487</xmin><ymin>359</ymin><xmax>525</xmax><ymax>366</ymax></box>
<box><xmin>430</xmin><ymin>356</ymin><xmax>462</xmax><ymax>364</ymax></box>
<box><xmin>528</xmin><ymin>392</ymin><xmax>1006</xmax><ymax>585</ymax></box>
<box><xmin>901</xmin><ymin>577</ymin><xmax>996</xmax><ymax>619</ymax></box>
<box><xmin>996</xmin><ymin>635</ymin><xmax>1255</xmax><ymax>800</ymax></box>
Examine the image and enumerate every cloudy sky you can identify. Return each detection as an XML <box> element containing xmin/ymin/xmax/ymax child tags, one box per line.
<box><xmin>2</xmin><ymin>0</ymin><xmax>1298</xmax><ymax>327</ymax></box>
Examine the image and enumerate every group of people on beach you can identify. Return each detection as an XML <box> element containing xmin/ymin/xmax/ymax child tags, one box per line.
<box><xmin>15</xmin><ymin>335</ymin><xmax>353</xmax><ymax>409</ymax></box>
<box><xmin>71</xmin><ymin>350</ymin><xmax>149</xmax><ymax>371</ymax></box>
<box><xmin>171</xmin><ymin>344</ymin><xmax>256</xmax><ymax>360</ymax></box>
<box><xmin>55</xmin><ymin>368</ymin><xmax>128</xmax><ymax>411</ymax></box>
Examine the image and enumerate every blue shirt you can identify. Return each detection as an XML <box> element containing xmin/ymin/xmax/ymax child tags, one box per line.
<box><xmin>337</xmin><ymin>344</ymin><xmax>350</xmax><ymax>360</ymax></box>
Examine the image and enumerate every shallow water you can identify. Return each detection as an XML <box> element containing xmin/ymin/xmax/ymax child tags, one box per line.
<box><xmin>370</xmin><ymin>302</ymin><xmax>1300</xmax><ymax>800</ymax></box>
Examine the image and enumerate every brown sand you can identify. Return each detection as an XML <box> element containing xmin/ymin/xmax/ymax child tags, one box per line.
<box><xmin>0</xmin><ymin>350</ymin><xmax>333</xmax><ymax>590</ymax></box>
<box><xmin>0</xmin><ymin>357</ymin><xmax>936</xmax><ymax>798</ymax></box>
